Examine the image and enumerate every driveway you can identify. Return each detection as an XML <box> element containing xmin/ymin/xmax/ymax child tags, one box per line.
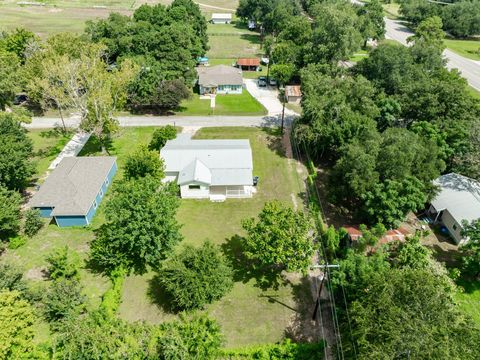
<box><xmin>244</xmin><ymin>79</ymin><xmax>298</xmax><ymax>116</ymax></box>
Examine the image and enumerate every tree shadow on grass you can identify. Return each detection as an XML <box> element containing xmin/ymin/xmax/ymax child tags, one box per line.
<box><xmin>146</xmin><ymin>273</ymin><xmax>179</xmax><ymax>315</ymax></box>
<box><xmin>77</xmin><ymin>134</ymin><xmax>114</xmax><ymax>156</ymax></box>
<box><xmin>261</xmin><ymin>126</ymin><xmax>289</xmax><ymax>159</ymax></box>
<box><xmin>221</xmin><ymin>234</ymin><xmax>286</xmax><ymax>291</ymax></box>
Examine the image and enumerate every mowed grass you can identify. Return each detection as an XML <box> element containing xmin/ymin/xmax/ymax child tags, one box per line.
<box><xmin>27</xmin><ymin>129</ymin><xmax>71</xmax><ymax>180</ymax></box>
<box><xmin>118</xmin><ymin>127</ymin><xmax>312</xmax><ymax>348</ymax></box>
<box><xmin>445</xmin><ymin>39</ymin><xmax>480</xmax><ymax>61</ymax></box>
<box><xmin>207</xmin><ymin>22</ymin><xmax>262</xmax><ymax>59</ymax></box>
<box><xmin>177</xmin><ymin>90</ymin><xmax>267</xmax><ymax>115</ymax></box>
<box><xmin>456</xmin><ymin>279</ymin><xmax>480</xmax><ymax>327</ymax></box>
<box><xmin>383</xmin><ymin>3</ymin><xmax>401</xmax><ymax>20</ymax></box>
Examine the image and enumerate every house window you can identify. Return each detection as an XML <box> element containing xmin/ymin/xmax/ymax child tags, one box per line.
<box><xmin>93</xmin><ymin>200</ymin><xmax>98</xmax><ymax>209</ymax></box>
<box><xmin>99</xmin><ymin>188</ymin><xmax>104</xmax><ymax>197</ymax></box>
<box><xmin>105</xmin><ymin>178</ymin><xmax>109</xmax><ymax>186</ymax></box>
<box><xmin>189</xmin><ymin>185</ymin><xmax>201</xmax><ymax>190</ymax></box>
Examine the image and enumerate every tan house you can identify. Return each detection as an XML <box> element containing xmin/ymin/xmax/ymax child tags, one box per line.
<box><xmin>197</xmin><ymin>65</ymin><xmax>243</xmax><ymax>95</ymax></box>
<box><xmin>285</xmin><ymin>85</ymin><xmax>302</xmax><ymax>103</ymax></box>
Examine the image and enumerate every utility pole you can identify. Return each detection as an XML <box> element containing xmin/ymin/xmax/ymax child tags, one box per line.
<box><xmin>311</xmin><ymin>264</ymin><xmax>340</xmax><ymax>321</ymax></box>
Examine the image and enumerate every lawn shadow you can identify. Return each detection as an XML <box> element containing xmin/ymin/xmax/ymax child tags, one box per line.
<box><xmin>147</xmin><ymin>273</ymin><xmax>179</xmax><ymax>314</ymax></box>
<box><xmin>457</xmin><ymin>277</ymin><xmax>480</xmax><ymax>294</ymax></box>
<box><xmin>221</xmin><ymin>234</ymin><xmax>286</xmax><ymax>291</ymax></box>
<box><xmin>240</xmin><ymin>33</ymin><xmax>261</xmax><ymax>45</ymax></box>
<box><xmin>78</xmin><ymin>134</ymin><xmax>114</xmax><ymax>156</ymax></box>
<box><xmin>284</xmin><ymin>275</ymin><xmax>323</xmax><ymax>343</ymax></box>
<box><xmin>261</xmin><ymin>126</ymin><xmax>289</xmax><ymax>158</ymax></box>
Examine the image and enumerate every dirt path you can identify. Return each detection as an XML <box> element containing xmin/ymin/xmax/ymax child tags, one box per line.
<box><xmin>194</xmin><ymin>2</ymin><xmax>235</xmax><ymax>11</ymax></box>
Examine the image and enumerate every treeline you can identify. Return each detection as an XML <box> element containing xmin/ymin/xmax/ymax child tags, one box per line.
<box><xmin>400</xmin><ymin>0</ymin><xmax>480</xmax><ymax>37</ymax></box>
<box><xmin>238</xmin><ymin>0</ymin><xmax>385</xmax><ymax>84</ymax></box>
<box><xmin>296</xmin><ymin>16</ymin><xmax>480</xmax><ymax>227</ymax></box>
<box><xmin>328</xmin><ymin>232</ymin><xmax>480</xmax><ymax>358</ymax></box>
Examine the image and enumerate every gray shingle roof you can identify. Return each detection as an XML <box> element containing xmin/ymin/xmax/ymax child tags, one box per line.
<box><xmin>197</xmin><ymin>65</ymin><xmax>243</xmax><ymax>87</ymax></box>
<box><xmin>161</xmin><ymin>136</ymin><xmax>253</xmax><ymax>186</ymax></box>
<box><xmin>29</xmin><ymin>156</ymin><xmax>116</xmax><ymax>216</ymax></box>
<box><xmin>431</xmin><ymin>173</ymin><xmax>480</xmax><ymax>224</ymax></box>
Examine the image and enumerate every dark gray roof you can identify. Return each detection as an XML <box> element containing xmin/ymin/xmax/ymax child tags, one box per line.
<box><xmin>29</xmin><ymin>156</ymin><xmax>116</xmax><ymax>216</ymax></box>
<box><xmin>431</xmin><ymin>173</ymin><xmax>480</xmax><ymax>223</ymax></box>
<box><xmin>197</xmin><ymin>65</ymin><xmax>243</xmax><ymax>87</ymax></box>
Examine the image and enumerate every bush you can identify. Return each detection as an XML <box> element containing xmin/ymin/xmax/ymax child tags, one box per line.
<box><xmin>46</xmin><ymin>246</ymin><xmax>81</xmax><ymax>280</ymax></box>
<box><xmin>0</xmin><ymin>186</ymin><xmax>22</xmax><ymax>241</ymax></box>
<box><xmin>0</xmin><ymin>263</ymin><xmax>27</xmax><ymax>293</ymax></box>
<box><xmin>42</xmin><ymin>279</ymin><xmax>86</xmax><ymax>323</ymax></box>
<box><xmin>158</xmin><ymin>241</ymin><xmax>234</xmax><ymax>310</ymax></box>
<box><xmin>124</xmin><ymin>145</ymin><xmax>165</xmax><ymax>180</ymax></box>
<box><xmin>221</xmin><ymin>339</ymin><xmax>325</xmax><ymax>359</ymax></box>
<box><xmin>8</xmin><ymin>235</ymin><xmax>26</xmax><ymax>249</ymax></box>
<box><xmin>24</xmin><ymin>209</ymin><xmax>43</xmax><ymax>237</ymax></box>
<box><xmin>148</xmin><ymin>125</ymin><xmax>177</xmax><ymax>151</ymax></box>
<box><xmin>99</xmin><ymin>267</ymin><xmax>126</xmax><ymax>317</ymax></box>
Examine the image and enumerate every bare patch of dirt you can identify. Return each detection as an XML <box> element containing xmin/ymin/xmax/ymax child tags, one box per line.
<box><xmin>25</xmin><ymin>266</ymin><xmax>49</xmax><ymax>281</ymax></box>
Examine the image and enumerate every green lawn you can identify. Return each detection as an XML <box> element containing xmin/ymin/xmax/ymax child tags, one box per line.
<box><xmin>383</xmin><ymin>3</ymin><xmax>401</xmax><ymax>20</ymax></box>
<box><xmin>207</xmin><ymin>22</ymin><xmax>262</xmax><ymax>59</ymax></box>
<box><xmin>207</xmin><ymin>58</ymin><xmax>268</xmax><ymax>79</ymax></box>
<box><xmin>445</xmin><ymin>39</ymin><xmax>480</xmax><ymax>61</ymax></box>
<box><xmin>27</xmin><ymin>129</ymin><xmax>71</xmax><ymax>181</ymax></box>
<box><xmin>177</xmin><ymin>91</ymin><xmax>267</xmax><ymax>116</ymax></box>
<box><xmin>118</xmin><ymin>127</ymin><xmax>313</xmax><ymax>348</ymax></box>
<box><xmin>456</xmin><ymin>279</ymin><xmax>480</xmax><ymax>327</ymax></box>
<box><xmin>468</xmin><ymin>86</ymin><xmax>480</xmax><ymax>100</ymax></box>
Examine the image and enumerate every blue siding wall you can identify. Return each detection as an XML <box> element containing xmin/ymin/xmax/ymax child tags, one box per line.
<box><xmin>37</xmin><ymin>207</ymin><xmax>53</xmax><ymax>217</ymax></box>
<box><xmin>55</xmin><ymin>216</ymin><xmax>88</xmax><ymax>227</ymax></box>
<box><xmin>55</xmin><ymin>161</ymin><xmax>118</xmax><ymax>228</ymax></box>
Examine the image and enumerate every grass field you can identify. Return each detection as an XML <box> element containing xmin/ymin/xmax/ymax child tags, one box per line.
<box><xmin>27</xmin><ymin>129</ymin><xmax>71</xmax><ymax>180</ymax></box>
<box><xmin>177</xmin><ymin>90</ymin><xmax>267</xmax><ymax>116</ymax></box>
<box><xmin>207</xmin><ymin>21</ymin><xmax>262</xmax><ymax>59</ymax></box>
<box><xmin>445</xmin><ymin>39</ymin><xmax>480</xmax><ymax>61</ymax></box>
<box><xmin>118</xmin><ymin>127</ymin><xmax>313</xmax><ymax>348</ymax></box>
<box><xmin>456</xmin><ymin>279</ymin><xmax>480</xmax><ymax>327</ymax></box>
<box><xmin>383</xmin><ymin>3</ymin><xmax>401</xmax><ymax>20</ymax></box>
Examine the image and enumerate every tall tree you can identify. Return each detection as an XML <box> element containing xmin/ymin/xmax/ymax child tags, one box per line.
<box><xmin>0</xmin><ymin>111</ymin><xmax>35</xmax><ymax>191</ymax></box>
<box><xmin>241</xmin><ymin>201</ymin><xmax>315</xmax><ymax>273</ymax></box>
<box><xmin>0</xmin><ymin>50</ymin><xmax>21</xmax><ymax>110</ymax></box>
<box><xmin>460</xmin><ymin>219</ymin><xmax>480</xmax><ymax>277</ymax></box>
<box><xmin>90</xmin><ymin>176</ymin><xmax>182</xmax><ymax>274</ymax></box>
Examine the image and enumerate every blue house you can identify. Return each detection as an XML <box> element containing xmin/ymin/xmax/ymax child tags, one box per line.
<box><xmin>29</xmin><ymin>156</ymin><xmax>117</xmax><ymax>227</ymax></box>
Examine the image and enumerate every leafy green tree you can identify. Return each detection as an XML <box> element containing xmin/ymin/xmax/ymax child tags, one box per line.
<box><xmin>308</xmin><ymin>2</ymin><xmax>362</xmax><ymax>63</ymax></box>
<box><xmin>124</xmin><ymin>145</ymin><xmax>165</xmax><ymax>180</ymax></box>
<box><xmin>46</xmin><ymin>246</ymin><xmax>81</xmax><ymax>280</ymax></box>
<box><xmin>357</xmin><ymin>0</ymin><xmax>385</xmax><ymax>44</ymax></box>
<box><xmin>0</xmin><ymin>186</ymin><xmax>21</xmax><ymax>241</ymax></box>
<box><xmin>242</xmin><ymin>201</ymin><xmax>315</xmax><ymax>273</ymax></box>
<box><xmin>43</xmin><ymin>279</ymin><xmax>86</xmax><ymax>323</ymax></box>
<box><xmin>24</xmin><ymin>209</ymin><xmax>43</xmax><ymax>237</ymax></box>
<box><xmin>362</xmin><ymin>177</ymin><xmax>427</xmax><ymax>227</ymax></box>
<box><xmin>442</xmin><ymin>2</ymin><xmax>480</xmax><ymax>38</ymax></box>
<box><xmin>90</xmin><ymin>177</ymin><xmax>182</xmax><ymax>274</ymax></box>
<box><xmin>0</xmin><ymin>28</ymin><xmax>36</xmax><ymax>63</ymax></box>
<box><xmin>156</xmin><ymin>313</ymin><xmax>223</xmax><ymax>360</ymax></box>
<box><xmin>393</xmin><ymin>234</ymin><xmax>430</xmax><ymax>269</ymax></box>
<box><xmin>0</xmin><ymin>50</ymin><xmax>21</xmax><ymax>110</ymax></box>
<box><xmin>159</xmin><ymin>241</ymin><xmax>233</xmax><ymax>310</ymax></box>
<box><xmin>0</xmin><ymin>111</ymin><xmax>35</xmax><ymax>191</ymax></box>
<box><xmin>400</xmin><ymin>0</ymin><xmax>440</xmax><ymax>27</ymax></box>
<box><xmin>347</xmin><ymin>268</ymin><xmax>480</xmax><ymax>359</ymax></box>
<box><xmin>0</xmin><ymin>290</ymin><xmax>36</xmax><ymax>359</ymax></box>
<box><xmin>460</xmin><ymin>219</ymin><xmax>480</xmax><ymax>277</ymax></box>
<box><xmin>149</xmin><ymin>125</ymin><xmax>177</xmax><ymax>151</ymax></box>
<box><xmin>408</xmin><ymin>16</ymin><xmax>445</xmax><ymax>69</ymax></box>
<box><xmin>0</xmin><ymin>263</ymin><xmax>27</xmax><ymax>293</ymax></box>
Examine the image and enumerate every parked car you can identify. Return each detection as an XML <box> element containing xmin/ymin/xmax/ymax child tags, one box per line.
<box><xmin>258</xmin><ymin>76</ymin><xmax>267</xmax><ymax>87</ymax></box>
<box><xmin>248</xmin><ymin>20</ymin><xmax>256</xmax><ymax>30</ymax></box>
<box><xmin>269</xmin><ymin>78</ymin><xmax>277</xmax><ymax>86</ymax></box>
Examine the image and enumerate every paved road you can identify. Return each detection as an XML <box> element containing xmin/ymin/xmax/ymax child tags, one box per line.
<box><xmin>26</xmin><ymin>114</ymin><xmax>296</xmax><ymax>129</ymax></box>
<box><xmin>385</xmin><ymin>17</ymin><xmax>480</xmax><ymax>91</ymax></box>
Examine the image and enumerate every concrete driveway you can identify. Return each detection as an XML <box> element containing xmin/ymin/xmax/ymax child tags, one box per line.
<box><xmin>244</xmin><ymin>79</ymin><xmax>297</xmax><ymax>116</ymax></box>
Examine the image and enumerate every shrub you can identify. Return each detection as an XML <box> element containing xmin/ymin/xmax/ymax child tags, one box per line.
<box><xmin>8</xmin><ymin>235</ymin><xmax>26</xmax><ymax>249</ymax></box>
<box><xmin>24</xmin><ymin>209</ymin><xmax>43</xmax><ymax>237</ymax></box>
<box><xmin>221</xmin><ymin>339</ymin><xmax>325</xmax><ymax>359</ymax></box>
<box><xmin>124</xmin><ymin>145</ymin><xmax>165</xmax><ymax>180</ymax></box>
<box><xmin>0</xmin><ymin>263</ymin><xmax>27</xmax><ymax>293</ymax></box>
<box><xmin>42</xmin><ymin>279</ymin><xmax>86</xmax><ymax>323</ymax></box>
<box><xmin>148</xmin><ymin>125</ymin><xmax>177</xmax><ymax>151</ymax></box>
<box><xmin>46</xmin><ymin>246</ymin><xmax>81</xmax><ymax>280</ymax></box>
<box><xmin>158</xmin><ymin>241</ymin><xmax>234</xmax><ymax>310</ymax></box>
<box><xmin>0</xmin><ymin>186</ymin><xmax>22</xmax><ymax>241</ymax></box>
<box><xmin>99</xmin><ymin>267</ymin><xmax>126</xmax><ymax>317</ymax></box>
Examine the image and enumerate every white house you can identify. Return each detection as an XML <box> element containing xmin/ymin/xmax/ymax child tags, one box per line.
<box><xmin>160</xmin><ymin>135</ymin><xmax>254</xmax><ymax>201</ymax></box>
<box><xmin>211</xmin><ymin>13</ymin><xmax>232</xmax><ymax>24</ymax></box>
<box><xmin>197</xmin><ymin>65</ymin><xmax>243</xmax><ymax>95</ymax></box>
<box><xmin>428</xmin><ymin>173</ymin><xmax>480</xmax><ymax>244</ymax></box>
